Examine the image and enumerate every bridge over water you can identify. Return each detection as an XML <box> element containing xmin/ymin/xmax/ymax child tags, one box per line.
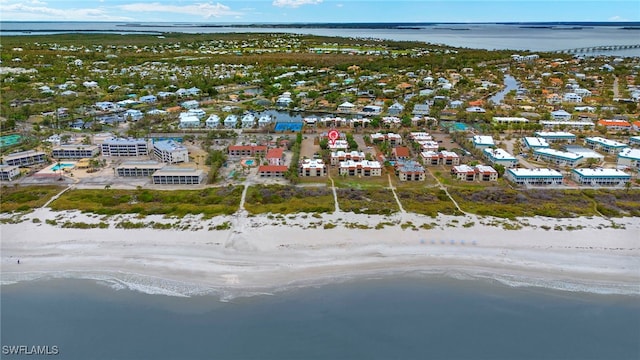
<box><xmin>552</xmin><ymin>44</ymin><xmax>640</xmax><ymax>54</ymax></box>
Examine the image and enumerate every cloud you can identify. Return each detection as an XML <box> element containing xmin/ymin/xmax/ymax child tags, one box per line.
<box><xmin>118</xmin><ymin>2</ymin><xmax>243</xmax><ymax>19</ymax></box>
<box><xmin>608</xmin><ymin>15</ymin><xmax>628</xmax><ymax>21</ymax></box>
<box><xmin>272</xmin><ymin>0</ymin><xmax>323</xmax><ymax>8</ymax></box>
<box><xmin>1</xmin><ymin>1</ymin><xmax>130</xmax><ymax>21</ymax></box>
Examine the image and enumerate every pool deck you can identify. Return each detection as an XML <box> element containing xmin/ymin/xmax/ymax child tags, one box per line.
<box><xmin>34</xmin><ymin>162</ymin><xmax>77</xmax><ymax>177</ymax></box>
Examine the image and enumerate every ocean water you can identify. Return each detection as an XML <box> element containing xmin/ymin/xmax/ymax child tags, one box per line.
<box><xmin>2</xmin><ymin>277</ymin><xmax>639</xmax><ymax>360</ymax></box>
<box><xmin>1</xmin><ymin>22</ymin><xmax>639</xmax><ymax>56</ymax></box>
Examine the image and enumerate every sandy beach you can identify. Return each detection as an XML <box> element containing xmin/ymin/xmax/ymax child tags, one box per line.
<box><xmin>1</xmin><ymin>208</ymin><xmax>639</xmax><ymax>299</ymax></box>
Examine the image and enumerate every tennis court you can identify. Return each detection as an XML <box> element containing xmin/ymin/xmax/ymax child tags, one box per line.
<box><xmin>0</xmin><ymin>134</ymin><xmax>22</xmax><ymax>149</ymax></box>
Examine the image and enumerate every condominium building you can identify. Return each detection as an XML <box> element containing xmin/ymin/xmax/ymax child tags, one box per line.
<box><xmin>571</xmin><ymin>168</ymin><xmax>630</xmax><ymax>186</ymax></box>
<box><xmin>101</xmin><ymin>137</ymin><xmax>150</xmax><ymax>157</ymax></box>
<box><xmin>116</xmin><ymin>161</ymin><xmax>165</xmax><ymax>177</ymax></box>
<box><xmin>472</xmin><ymin>135</ymin><xmax>495</xmax><ymax>149</ymax></box>
<box><xmin>617</xmin><ymin>148</ymin><xmax>640</xmax><ymax>171</ymax></box>
<box><xmin>483</xmin><ymin>148</ymin><xmax>518</xmax><ymax>168</ymax></box>
<box><xmin>338</xmin><ymin>160</ymin><xmax>382</xmax><ymax>177</ymax></box>
<box><xmin>506</xmin><ymin>168</ymin><xmax>563</xmax><ymax>186</ymax></box>
<box><xmin>52</xmin><ymin>144</ymin><xmax>100</xmax><ymax>159</ymax></box>
<box><xmin>330</xmin><ymin>151</ymin><xmax>365</xmax><ymax>166</ymax></box>
<box><xmin>227</xmin><ymin>145</ymin><xmax>267</xmax><ymax>157</ymax></box>
<box><xmin>258</xmin><ymin>165</ymin><xmax>288</xmax><ymax>177</ymax></box>
<box><xmin>153</xmin><ymin>140</ymin><xmax>189</xmax><ymax>164</ymax></box>
<box><xmin>2</xmin><ymin>150</ymin><xmax>47</xmax><ymax>166</ymax></box>
<box><xmin>0</xmin><ymin>164</ymin><xmax>20</xmax><ymax>181</ymax></box>
<box><xmin>152</xmin><ymin>167</ymin><xmax>205</xmax><ymax>185</ymax></box>
<box><xmin>534</xmin><ymin>131</ymin><xmax>576</xmax><ymax>143</ymax></box>
<box><xmin>523</xmin><ymin>137</ymin><xmax>549</xmax><ymax>149</ymax></box>
<box><xmin>584</xmin><ymin>137</ymin><xmax>629</xmax><ymax>154</ymax></box>
<box><xmin>533</xmin><ymin>148</ymin><xmax>584</xmax><ymax>167</ymax></box>
<box><xmin>299</xmin><ymin>159</ymin><xmax>327</xmax><ymax>177</ymax></box>
<box><xmin>395</xmin><ymin>160</ymin><xmax>425</xmax><ymax>181</ymax></box>
<box><xmin>421</xmin><ymin>151</ymin><xmax>460</xmax><ymax>166</ymax></box>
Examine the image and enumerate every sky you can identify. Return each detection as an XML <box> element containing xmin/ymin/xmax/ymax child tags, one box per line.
<box><xmin>1</xmin><ymin>0</ymin><xmax>639</xmax><ymax>23</ymax></box>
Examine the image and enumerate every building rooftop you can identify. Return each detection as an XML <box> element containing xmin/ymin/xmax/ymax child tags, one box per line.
<box><xmin>153</xmin><ymin>140</ymin><xmax>187</xmax><ymax>152</ymax></box>
<box><xmin>618</xmin><ymin>148</ymin><xmax>640</xmax><ymax>160</ymax></box>
<box><xmin>585</xmin><ymin>137</ymin><xmax>628</xmax><ymax>148</ymax></box>
<box><xmin>472</xmin><ymin>135</ymin><xmax>495</xmax><ymax>146</ymax></box>
<box><xmin>4</xmin><ymin>150</ymin><xmax>46</xmax><ymax>160</ymax></box>
<box><xmin>117</xmin><ymin>160</ymin><xmax>165</xmax><ymax>169</ymax></box>
<box><xmin>565</xmin><ymin>146</ymin><xmax>605</xmax><ymax>159</ymax></box>
<box><xmin>572</xmin><ymin>168</ymin><xmax>631</xmax><ymax>177</ymax></box>
<box><xmin>534</xmin><ymin>148</ymin><xmax>583</xmax><ymax>160</ymax></box>
<box><xmin>508</xmin><ymin>168</ymin><xmax>563</xmax><ymax>177</ymax></box>
<box><xmin>534</xmin><ymin>131</ymin><xmax>576</xmax><ymax>138</ymax></box>
<box><xmin>152</xmin><ymin>167</ymin><xmax>203</xmax><ymax>176</ymax></box>
<box><xmin>524</xmin><ymin>137</ymin><xmax>549</xmax><ymax>147</ymax></box>
<box><xmin>103</xmin><ymin>137</ymin><xmax>147</xmax><ymax>145</ymax></box>
<box><xmin>484</xmin><ymin>148</ymin><xmax>516</xmax><ymax>160</ymax></box>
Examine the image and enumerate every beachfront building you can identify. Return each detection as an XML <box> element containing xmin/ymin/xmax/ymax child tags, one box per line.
<box><xmin>101</xmin><ymin>137</ymin><xmax>150</xmax><ymax>157</ymax></box>
<box><xmin>2</xmin><ymin>150</ymin><xmax>47</xmax><ymax>166</ymax></box>
<box><xmin>51</xmin><ymin>144</ymin><xmax>100</xmax><ymax>159</ymax></box>
<box><xmin>116</xmin><ymin>160</ymin><xmax>165</xmax><ymax>177</ymax></box>
<box><xmin>492</xmin><ymin>117</ymin><xmax>529</xmax><ymax>125</ymax></box>
<box><xmin>533</xmin><ymin>148</ymin><xmax>584</xmax><ymax>167</ymax></box>
<box><xmin>534</xmin><ymin>131</ymin><xmax>576</xmax><ymax>144</ymax></box>
<box><xmin>153</xmin><ymin>140</ymin><xmax>189</xmax><ymax>164</ymax></box>
<box><xmin>420</xmin><ymin>150</ymin><xmax>460</xmax><ymax>166</ymax></box>
<box><xmin>451</xmin><ymin>165</ymin><xmax>476</xmax><ymax>181</ymax></box>
<box><xmin>266</xmin><ymin>148</ymin><xmax>285</xmax><ymax>166</ymax></box>
<box><xmin>472</xmin><ymin>135</ymin><xmax>495</xmax><ymax>149</ymax></box>
<box><xmin>395</xmin><ymin>160</ymin><xmax>425</xmax><ymax>181</ymax></box>
<box><xmin>617</xmin><ymin>148</ymin><xmax>640</xmax><ymax>171</ymax></box>
<box><xmin>258</xmin><ymin>165</ymin><xmax>288</xmax><ymax>177</ymax></box>
<box><xmin>483</xmin><ymin>148</ymin><xmax>518</xmax><ymax>168</ymax></box>
<box><xmin>584</xmin><ymin>137</ymin><xmax>629</xmax><ymax>154</ymax></box>
<box><xmin>451</xmin><ymin>164</ymin><xmax>498</xmax><ymax>182</ymax></box>
<box><xmin>540</xmin><ymin>121</ymin><xmax>594</xmax><ymax>130</ymax></box>
<box><xmin>152</xmin><ymin>167</ymin><xmax>205</xmax><ymax>185</ymax></box>
<box><xmin>523</xmin><ymin>137</ymin><xmax>550</xmax><ymax>150</ymax></box>
<box><xmin>339</xmin><ymin>160</ymin><xmax>382</xmax><ymax>177</ymax></box>
<box><xmin>299</xmin><ymin>159</ymin><xmax>327</xmax><ymax>177</ymax></box>
<box><xmin>0</xmin><ymin>164</ymin><xmax>20</xmax><ymax>181</ymax></box>
<box><xmin>475</xmin><ymin>165</ymin><xmax>499</xmax><ymax>182</ymax></box>
<box><xmin>630</xmin><ymin>136</ymin><xmax>640</xmax><ymax>147</ymax></box>
<box><xmin>571</xmin><ymin>168</ymin><xmax>631</xmax><ymax>186</ymax></box>
<box><xmin>371</xmin><ymin>132</ymin><xmax>402</xmax><ymax>146</ymax></box>
<box><xmin>228</xmin><ymin>145</ymin><xmax>267</xmax><ymax>157</ymax></box>
<box><xmin>505</xmin><ymin>168</ymin><xmax>564</xmax><ymax>186</ymax></box>
<box><xmin>330</xmin><ymin>151</ymin><xmax>365</xmax><ymax>166</ymax></box>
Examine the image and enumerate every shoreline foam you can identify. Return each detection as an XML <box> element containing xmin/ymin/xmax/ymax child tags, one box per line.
<box><xmin>2</xmin><ymin>209</ymin><xmax>639</xmax><ymax>299</ymax></box>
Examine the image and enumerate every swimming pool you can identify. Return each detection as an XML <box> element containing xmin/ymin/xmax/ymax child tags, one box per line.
<box><xmin>51</xmin><ymin>163</ymin><xmax>76</xmax><ymax>171</ymax></box>
<box><xmin>241</xmin><ymin>159</ymin><xmax>255</xmax><ymax>167</ymax></box>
